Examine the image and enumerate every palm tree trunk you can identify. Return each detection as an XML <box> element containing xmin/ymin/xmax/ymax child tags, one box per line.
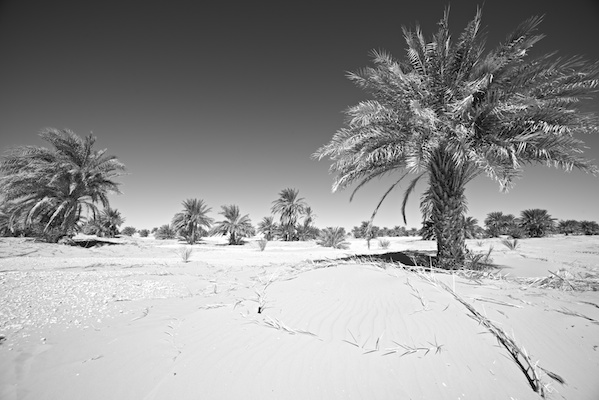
<box><xmin>428</xmin><ymin>150</ymin><xmax>468</xmax><ymax>270</ymax></box>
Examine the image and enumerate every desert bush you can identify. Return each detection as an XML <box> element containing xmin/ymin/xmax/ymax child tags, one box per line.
<box><xmin>378</xmin><ymin>238</ymin><xmax>391</xmax><ymax>249</ymax></box>
<box><xmin>121</xmin><ymin>226</ymin><xmax>137</xmax><ymax>236</ymax></box>
<box><xmin>138</xmin><ymin>229</ymin><xmax>150</xmax><ymax>237</ymax></box>
<box><xmin>317</xmin><ymin>227</ymin><xmax>349</xmax><ymax>249</ymax></box>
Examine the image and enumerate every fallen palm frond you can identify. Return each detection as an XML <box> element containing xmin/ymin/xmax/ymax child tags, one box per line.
<box><xmin>516</xmin><ymin>269</ymin><xmax>599</xmax><ymax>291</ymax></box>
<box><xmin>382</xmin><ymin>337</ymin><xmax>444</xmax><ymax>357</ymax></box>
<box><xmin>258</xmin><ymin>315</ymin><xmax>319</xmax><ymax>338</ymax></box>
<box><xmin>553</xmin><ymin>307</ymin><xmax>599</xmax><ymax>324</ymax></box>
<box><xmin>414</xmin><ymin>271</ymin><xmax>563</xmax><ymax>398</ymax></box>
<box><xmin>198</xmin><ymin>303</ymin><xmax>230</xmax><ymax>310</ymax></box>
<box><xmin>470</xmin><ymin>296</ymin><xmax>523</xmax><ymax>308</ymax></box>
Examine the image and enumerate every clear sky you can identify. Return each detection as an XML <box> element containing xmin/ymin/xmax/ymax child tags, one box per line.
<box><xmin>1</xmin><ymin>0</ymin><xmax>598</xmax><ymax>231</ymax></box>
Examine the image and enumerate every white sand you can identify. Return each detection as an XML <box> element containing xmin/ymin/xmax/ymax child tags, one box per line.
<box><xmin>1</xmin><ymin>235</ymin><xmax>598</xmax><ymax>399</ymax></box>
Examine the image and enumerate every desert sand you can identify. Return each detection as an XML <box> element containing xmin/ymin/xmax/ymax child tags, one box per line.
<box><xmin>1</xmin><ymin>235</ymin><xmax>598</xmax><ymax>400</ymax></box>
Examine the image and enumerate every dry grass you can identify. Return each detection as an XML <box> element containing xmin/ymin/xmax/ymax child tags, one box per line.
<box><xmin>516</xmin><ymin>268</ymin><xmax>599</xmax><ymax>291</ymax></box>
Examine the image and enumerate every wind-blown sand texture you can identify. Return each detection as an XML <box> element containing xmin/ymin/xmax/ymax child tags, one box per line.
<box><xmin>1</xmin><ymin>235</ymin><xmax>598</xmax><ymax>399</ymax></box>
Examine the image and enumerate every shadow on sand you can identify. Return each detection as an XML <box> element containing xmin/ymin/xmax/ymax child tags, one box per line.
<box><xmin>318</xmin><ymin>251</ymin><xmax>437</xmax><ymax>267</ymax></box>
<box><xmin>72</xmin><ymin>239</ymin><xmax>121</xmax><ymax>248</ymax></box>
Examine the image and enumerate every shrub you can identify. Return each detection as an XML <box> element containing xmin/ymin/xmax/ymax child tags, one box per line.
<box><xmin>317</xmin><ymin>227</ymin><xmax>349</xmax><ymax>249</ymax></box>
<box><xmin>121</xmin><ymin>226</ymin><xmax>137</xmax><ymax>236</ymax></box>
<box><xmin>139</xmin><ymin>229</ymin><xmax>150</xmax><ymax>237</ymax></box>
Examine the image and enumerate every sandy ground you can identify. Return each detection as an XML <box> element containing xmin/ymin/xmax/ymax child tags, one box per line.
<box><xmin>0</xmin><ymin>235</ymin><xmax>598</xmax><ymax>400</ymax></box>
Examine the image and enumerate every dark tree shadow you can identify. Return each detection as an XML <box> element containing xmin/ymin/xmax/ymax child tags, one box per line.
<box><xmin>71</xmin><ymin>239</ymin><xmax>121</xmax><ymax>248</ymax></box>
<box><xmin>316</xmin><ymin>250</ymin><xmax>436</xmax><ymax>267</ymax></box>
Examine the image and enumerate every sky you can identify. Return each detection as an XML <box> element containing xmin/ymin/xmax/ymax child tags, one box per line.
<box><xmin>1</xmin><ymin>0</ymin><xmax>598</xmax><ymax>232</ymax></box>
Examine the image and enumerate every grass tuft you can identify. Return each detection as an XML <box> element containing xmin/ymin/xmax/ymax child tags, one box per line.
<box><xmin>501</xmin><ymin>238</ymin><xmax>520</xmax><ymax>250</ymax></box>
<box><xmin>378</xmin><ymin>238</ymin><xmax>391</xmax><ymax>249</ymax></box>
<box><xmin>175</xmin><ymin>246</ymin><xmax>193</xmax><ymax>262</ymax></box>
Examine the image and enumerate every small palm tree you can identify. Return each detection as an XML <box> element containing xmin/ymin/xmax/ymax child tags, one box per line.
<box><xmin>172</xmin><ymin>199</ymin><xmax>213</xmax><ymax>244</ymax></box>
<box><xmin>257</xmin><ymin>216</ymin><xmax>278</xmax><ymax>241</ymax></box>
<box><xmin>211</xmin><ymin>205</ymin><xmax>253</xmax><ymax>245</ymax></box>
<box><xmin>557</xmin><ymin>220</ymin><xmax>580</xmax><ymax>235</ymax></box>
<box><xmin>519</xmin><ymin>209</ymin><xmax>555</xmax><ymax>238</ymax></box>
<box><xmin>0</xmin><ymin>128</ymin><xmax>125</xmax><ymax>241</ymax></box>
<box><xmin>314</xmin><ymin>8</ymin><xmax>599</xmax><ymax>269</ymax></box>
<box><xmin>317</xmin><ymin>227</ymin><xmax>349</xmax><ymax>249</ymax></box>
<box><xmin>271</xmin><ymin>188</ymin><xmax>307</xmax><ymax>241</ymax></box>
<box><xmin>97</xmin><ymin>207</ymin><xmax>125</xmax><ymax>237</ymax></box>
<box><xmin>155</xmin><ymin>224</ymin><xmax>177</xmax><ymax>240</ymax></box>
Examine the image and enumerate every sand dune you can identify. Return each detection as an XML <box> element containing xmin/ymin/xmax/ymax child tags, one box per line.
<box><xmin>1</xmin><ymin>235</ymin><xmax>598</xmax><ymax>399</ymax></box>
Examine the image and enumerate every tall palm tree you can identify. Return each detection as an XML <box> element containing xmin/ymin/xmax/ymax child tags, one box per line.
<box><xmin>314</xmin><ymin>8</ymin><xmax>599</xmax><ymax>269</ymax></box>
<box><xmin>172</xmin><ymin>199</ymin><xmax>213</xmax><ymax>244</ymax></box>
<box><xmin>520</xmin><ymin>209</ymin><xmax>555</xmax><ymax>238</ymax></box>
<box><xmin>211</xmin><ymin>204</ymin><xmax>253</xmax><ymax>245</ymax></box>
<box><xmin>271</xmin><ymin>188</ymin><xmax>307</xmax><ymax>241</ymax></box>
<box><xmin>257</xmin><ymin>216</ymin><xmax>278</xmax><ymax>241</ymax></box>
<box><xmin>0</xmin><ymin>128</ymin><xmax>125</xmax><ymax>241</ymax></box>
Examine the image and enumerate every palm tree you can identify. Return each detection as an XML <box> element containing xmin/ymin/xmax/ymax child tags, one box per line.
<box><xmin>211</xmin><ymin>204</ymin><xmax>253</xmax><ymax>245</ymax></box>
<box><xmin>271</xmin><ymin>188</ymin><xmax>307</xmax><ymax>241</ymax></box>
<box><xmin>297</xmin><ymin>206</ymin><xmax>319</xmax><ymax>240</ymax></box>
<box><xmin>484</xmin><ymin>212</ymin><xmax>518</xmax><ymax>237</ymax></box>
<box><xmin>315</xmin><ymin>8</ymin><xmax>598</xmax><ymax>268</ymax></box>
<box><xmin>172</xmin><ymin>199</ymin><xmax>213</xmax><ymax>244</ymax></box>
<box><xmin>97</xmin><ymin>207</ymin><xmax>125</xmax><ymax>237</ymax></box>
<box><xmin>257</xmin><ymin>216</ymin><xmax>278</xmax><ymax>241</ymax></box>
<box><xmin>0</xmin><ymin>128</ymin><xmax>125</xmax><ymax>241</ymax></box>
<box><xmin>579</xmin><ymin>220</ymin><xmax>599</xmax><ymax>235</ymax></box>
<box><xmin>557</xmin><ymin>219</ymin><xmax>580</xmax><ymax>235</ymax></box>
<box><xmin>519</xmin><ymin>209</ymin><xmax>555</xmax><ymax>238</ymax></box>
<box><xmin>463</xmin><ymin>216</ymin><xmax>480</xmax><ymax>239</ymax></box>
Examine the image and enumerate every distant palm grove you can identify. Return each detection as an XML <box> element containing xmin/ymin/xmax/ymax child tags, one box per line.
<box><xmin>0</xmin><ymin>129</ymin><xmax>596</xmax><ymax>246</ymax></box>
<box><xmin>1</xmin><ymin>7</ymin><xmax>598</xmax><ymax>265</ymax></box>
